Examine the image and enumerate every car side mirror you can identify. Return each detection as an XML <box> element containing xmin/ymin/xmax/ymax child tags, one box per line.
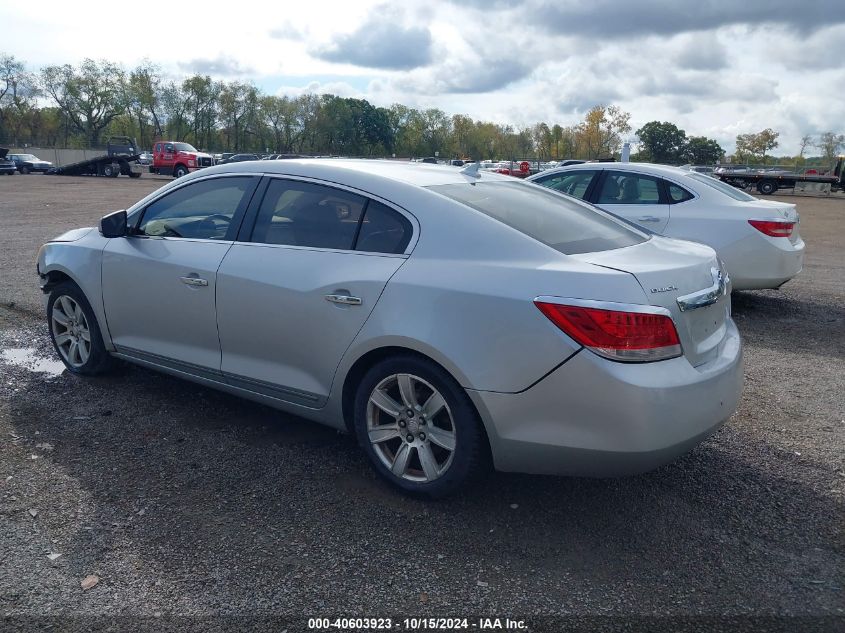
<box><xmin>100</xmin><ymin>210</ymin><xmax>127</xmax><ymax>238</ymax></box>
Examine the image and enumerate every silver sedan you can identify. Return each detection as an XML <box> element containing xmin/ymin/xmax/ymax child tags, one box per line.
<box><xmin>37</xmin><ymin>160</ymin><xmax>743</xmax><ymax>496</ymax></box>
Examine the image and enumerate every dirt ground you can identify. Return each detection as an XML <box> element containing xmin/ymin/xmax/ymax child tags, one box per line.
<box><xmin>0</xmin><ymin>173</ymin><xmax>842</xmax><ymax>631</ymax></box>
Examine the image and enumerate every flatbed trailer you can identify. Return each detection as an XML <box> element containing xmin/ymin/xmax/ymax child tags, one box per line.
<box><xmin>716</xmin><ymin>157</ymin><xmax>844</xmax><ymax>194</ymax></box>
<box><xmin>48</xmin><ymin>136</ymin><xmax>143</xmax><ymax>179</ymax></box>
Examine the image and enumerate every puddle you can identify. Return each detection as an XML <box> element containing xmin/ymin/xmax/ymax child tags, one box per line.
<box><xmin>0</xmin><ymin>348</ymin><xmax>66</xmax><ymax>377</ymax></box>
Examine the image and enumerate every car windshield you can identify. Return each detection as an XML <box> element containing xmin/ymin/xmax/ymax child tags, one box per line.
<box><xmin>430</xmin><ymin>181</ymin><xmax>648</xmax><ymax>255</ymax></box>
<box><xmin>686</xmin><ymin>172</ymin><xmax>758</xmax><ymax>201</ymax></box>
<box><xmin>173</xmin><ymin>143</ymin><xmax>197</xmax><ymax>152</ymax></box>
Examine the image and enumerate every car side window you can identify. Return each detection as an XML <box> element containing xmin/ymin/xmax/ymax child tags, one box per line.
<box><xmin>136</xmin><ymin>176</ymin><xmax>255</xmax><ymax>240</ymax></box>
<box><xmin>667</xmin><ymin>181</ymin><xmax>694</xmax><ymax>203</ymax></box>
<box><xmin>536</xmin><ymin>171</ymin><xmax>597</xmax><ymax>199</ymax></box>
<box><xmin>597</xmin><ymin>172</ymin><xmax>661</xmax><ymax>205</ymax></box>
<box><xmin>356</xmin><ymin>201</ymin><xmax>412</xmax><ymax>254</ymax></box>
<box><xmin>250</xmin><ymin>179</ymin><xmax>366</xmax><ymax>250</ymax></box>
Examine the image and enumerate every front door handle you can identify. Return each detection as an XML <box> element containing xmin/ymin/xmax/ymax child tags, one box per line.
<box><xmin>325</xmin><ymin>294</ymin><xmax>362</xmax><ymax>306</ymax></box>
<box><xmin>180</xmin><ymin>276</ymin><xmax>208</xmax><ymax>287</ymax></box>
<box><xmin>637</xmin><ymin>215</ymin><xmax>661</xmax><ymax>223</ymax></box>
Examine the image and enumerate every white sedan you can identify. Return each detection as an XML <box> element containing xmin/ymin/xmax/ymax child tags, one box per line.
<box><xmin>528</xmin><ymin>163</ymin><xmax>804</xmax><ymax>290</ymax></box>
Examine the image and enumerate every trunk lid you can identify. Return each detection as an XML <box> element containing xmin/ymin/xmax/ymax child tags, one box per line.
<box><xmin>571</xmin><ymin>236</ymin><xmax>730</xmax><ymax>367</ymax></box>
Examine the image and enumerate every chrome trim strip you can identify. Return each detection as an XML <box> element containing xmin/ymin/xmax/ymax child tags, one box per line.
<box><xmin>676</xmin><ymin>267</ymin><xmax>729</xmax><ymax>312</ymax></box>
<box><xmin>222</xmin><ymin>372</ymin><xmax>324</xmax><ymax>406</ymax></box>
<box><xmin>533</xmin><ymin>296</ymin><xmax>672</xmax><ymax>318</ymax></box>
<box><xmin>115</xmin><ymin>345</ymin><xmax>325</xmax><ymax>407</ymax></box>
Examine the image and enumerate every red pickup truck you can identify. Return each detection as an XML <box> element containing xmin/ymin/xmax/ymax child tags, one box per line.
<box><xmin>151</xmin><ymin>141</ymin><xmax>214</xmax><ymax>177</ymax></box>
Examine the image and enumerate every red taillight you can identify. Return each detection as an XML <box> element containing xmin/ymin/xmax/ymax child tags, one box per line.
<box><xmin>748</xmin><ymin>219</ymin><xmax>794</xmax><ymax>237</ymax></box>
<box><xmin>534</xmin><ymin>300</ymin><xmax>682</xmax><ymax>362</ymax></box>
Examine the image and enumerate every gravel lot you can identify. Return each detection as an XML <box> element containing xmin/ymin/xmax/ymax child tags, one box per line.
<box><xmin>0</xmin><ymin>174</ymin><xmax>842</xmax><ymax>631</ymax></box>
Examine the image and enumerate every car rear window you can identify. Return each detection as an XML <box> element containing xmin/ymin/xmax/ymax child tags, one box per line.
<box><xmin>429</xmin><ymin>181</ymin><xmax>648</xmax><ymax>255</ymax></box>
<box><xmin>687</xmin><ymin>172</ymin><xmax>757</xmax><ymax>201</ymax></box>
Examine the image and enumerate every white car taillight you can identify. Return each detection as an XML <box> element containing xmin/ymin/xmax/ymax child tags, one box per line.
<box><xmin>748</xmin><ymin>219</ymin><xmax>794</xmax><ymax>237</ymax></box>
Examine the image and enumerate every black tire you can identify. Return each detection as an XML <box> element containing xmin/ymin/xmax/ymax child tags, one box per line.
<box><xmin>174</xmin><ymin>164</ymin><xmax>188</xmax><ymax>178</ymax></box>
<box><xmin>757</xmin><ymin>180</ymin><xmax>777</xmax><ymax>195</ymax></box>
<box><xmin>47</xmin><ymin>281</ymin><xmax>113</xmax><ymax>376</ymax></box>
<box><xmin>20</xmin><ymin>166</ymin><xmax>30</xmax><ymax>174</ymax></box>
<box><xmin>353</xmin><ymin>355</ymin><xmax>487</xmax><ymax>498</ymax></box>
<box><xmin>128</xmin><ymin>171</ymin><xmax>142</xmax><ymax>178</ymax></box>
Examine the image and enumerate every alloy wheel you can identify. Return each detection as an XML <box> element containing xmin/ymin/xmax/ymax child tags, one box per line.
<box><xmin>51</xmin><ymin>295</ymin><xmax>91</xmax><ymax>368</ymax></box>
<box><xmin>366</xmin><ymin>373</ymin><xmax>457</xmax><ymax>483</ymax></box>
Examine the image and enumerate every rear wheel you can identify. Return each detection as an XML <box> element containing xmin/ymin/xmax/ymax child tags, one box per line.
<box><xmin>353</xmin><ymin>355</ymin><xmax>486</xmax><ymax>497</ymax></box>
<box><xmin>47</xmin><ymin>281</ymin><xmax>113</xmax><ymax>375</ymax></box>
<box><xmin>757</xmin><ymin>180</ymin><xmax>777</xmax><ymax>195</ymax></box>
<box><xmin>174</xmin><ymin>164</ymin><xmax>188</xmax><ymax>178</ymax></box>
<box><xmin>102</xmin><ymin>163</ymin><xmax>118</xmax><ymax>177</ymax></box>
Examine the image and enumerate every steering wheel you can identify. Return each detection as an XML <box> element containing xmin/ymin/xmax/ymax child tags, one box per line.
<box><xmin>204</xmin><ymin>213</ymin><xmax>232</xmax><ymax>224</ymax></box>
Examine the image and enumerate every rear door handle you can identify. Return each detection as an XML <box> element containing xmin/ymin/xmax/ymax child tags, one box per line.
<box><xmin>637</xmin><ymin>216</ymin><xmax>661</xmax><ymax>223</ymax></box>
<box><xmin>325</xmin><ymin>294</ymin><xmax>362</xmax><ymax>306</ymax></box>
<box><xmin>180</xmin><ymin>276</ymin><xmax>208</xmax><ymax>287</ymax></box>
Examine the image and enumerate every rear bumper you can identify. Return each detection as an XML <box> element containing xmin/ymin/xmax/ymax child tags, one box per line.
<box><xmin>468</xmin><ymin>319</ymin><xmax>743</xmax><ymax>476</ymax></box>
<box><xmin>722</xmin><ymin>233</ymin><xmax>804</xmax><ymax>290</ymax></box>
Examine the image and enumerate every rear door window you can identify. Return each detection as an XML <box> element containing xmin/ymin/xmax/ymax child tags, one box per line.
<box><xmin>250</xmin><ymin>179</ymin><xmax>366</xmax><ymax>250</ymax></box>
<box><xmin>356</xmin><ymin>201</ymin><xmax>412</xmax><ymax>254</ymax></box>
<box><xmin>597</xmin><ymin>172</ymin><xmax>661</xmax><ymax>205</ymax></box>
<box><xmin>430</xmin><ymin>181</ymin><xmax>647</xmax><ymax>255</ymax></box>
<box><xmin>666</xmin><ymin>181</ymin><xmax>694</xmax><ymax>203</ymax></box>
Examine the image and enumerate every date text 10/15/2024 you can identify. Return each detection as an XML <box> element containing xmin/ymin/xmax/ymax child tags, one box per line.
<box><xmin>308</xmin><ymin>617</ymin><xmax>528</xmax><ymax>630</ymax></box>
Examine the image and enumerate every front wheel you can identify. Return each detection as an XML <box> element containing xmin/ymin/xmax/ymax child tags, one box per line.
<box><xmin>173</xmin><ymin>165</ymin><xmax>188</xmax><ymax>178</ymax></box>
<box><xmin>20</xmin><ymin>166</ymin><xmax>30</xmax><ymax>174</ymax></box>
<box><xmin>47</xmin><ymin>281</ymin><xmax>113</xmax><ymax>375</ymax></box>
<box><xmin>353</xmin><ymin>356</ymin><xmax>486</xmax><ymax>497</ymax></box>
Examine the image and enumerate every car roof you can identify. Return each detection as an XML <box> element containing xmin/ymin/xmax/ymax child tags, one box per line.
<box><xmin>533</xmin><ymin>162</ymin><xmax>693</xmax><ymax>179</ymax></box>
<box><xmin>189</xmin><ymin>158</ymin><xmax>516</xmax><ymax>188</ymax></box>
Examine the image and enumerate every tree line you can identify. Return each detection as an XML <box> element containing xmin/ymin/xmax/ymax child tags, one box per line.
<box><xmin>1</xmin><ymin>54</ymin><xmax>842</xmax><ymax>166</ymax></box>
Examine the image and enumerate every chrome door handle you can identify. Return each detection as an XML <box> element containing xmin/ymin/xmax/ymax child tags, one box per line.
<box><xmin>180</xmin><ymin>276</ymin><xmax>208</xmax><ymax>287</ymax></box>
<box><xmin>637</xmin><ymin>216</ymin><xmax>661</xmax><ymax>223</ymax></box>
<box><xmin>325</xmin><ymin>294</ymin><xmax>362</xmax><ymax>306</ymax></box>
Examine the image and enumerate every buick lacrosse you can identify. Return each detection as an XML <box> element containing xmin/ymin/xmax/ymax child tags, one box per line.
<box><xmin>37</xmin><ymin>160</ymin><xmax>743</xmax><ymax>496</ymax></box>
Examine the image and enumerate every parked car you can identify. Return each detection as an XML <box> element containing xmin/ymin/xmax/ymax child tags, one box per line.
<box><xmin>137</xmin><ymin>151</ymin><xmax>154</xmax><ymax>166</ymax></box>
<box><xmin>217</xmin><ymin>153</ymin><xmax>260</xmax><ymax>164</ymax></box>
<box><xmin>37</xmin><ymin>160</ymin><xmax>742</xmax><ymax>497</ymax></box>
<box><xmin>528</xmin><ymin>162</ymin><xmax>804</xmax><ymax>290</ymax></box>
<box><xmin>8</xmin><ymin>152</ymin><xmax>52</xmax><ymax>174</ymax></box>
<box><xmin>0</xmin><ymin>148</ymin><xmax>16</xmax><ymax>175</ymax></box>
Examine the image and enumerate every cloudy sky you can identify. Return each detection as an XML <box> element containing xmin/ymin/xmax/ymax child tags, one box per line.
<box><xmin>3</xmin><ymin>0</ymin><xmax>843</xmax><ymax>153</ymax></box>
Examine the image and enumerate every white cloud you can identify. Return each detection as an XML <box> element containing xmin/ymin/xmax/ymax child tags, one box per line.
<box><xmin>1</xmin><ymin>0</ymin><xmax>841</xmax><ymax>153</ymax></box>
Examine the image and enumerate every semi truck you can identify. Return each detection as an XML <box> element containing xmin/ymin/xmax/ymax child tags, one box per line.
<box><xmin>48</xmin><ymin>137</ymin><xmax>143</xmax><ymax>178</ymax></box>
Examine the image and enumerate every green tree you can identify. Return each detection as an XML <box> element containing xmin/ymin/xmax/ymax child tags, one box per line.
<box><xmin>40</xmin><ymin>59</ymin><xmax>129</xmax><ymax>146</ymax></box>
<box><xmin>685</xmin><ymin>136</ymin><xmax>724</xmax><ymax>165</ymax></box>
<box><xmin>736</xmin><ymin>128</ymin><xmax>779</xmax><ymax>164</ymax></box>
<box><xmin>816</xmin><ymin>131</ymin><xmax>844</xmax><ymax>166</ymax></box>
<box><xmin>127</xmin><ymin>61</ymin><xmax>164</xmax><ymax>147</ymax></box>
<box><xmin>635</xmin><ymin>121</ymin><xmax>687</xmax><ymax>164</ymax></box>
